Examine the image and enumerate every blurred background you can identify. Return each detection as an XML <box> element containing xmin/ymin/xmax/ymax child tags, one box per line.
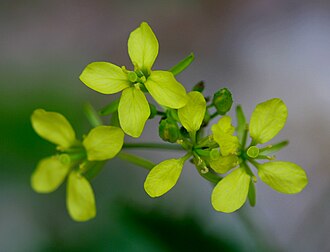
<box><xmin>1</xmin><ymin>0</ymin><xmax>329</xmax><ymax>251</ymax></box>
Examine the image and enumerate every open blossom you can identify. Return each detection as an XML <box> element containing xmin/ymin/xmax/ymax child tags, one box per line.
<box><xmin>31</xmin><ymin>109</ymin><xmax>124</xmax><ymax>221</ymax></box>
<box><xmin>80</xmin><ymin>22</ymin><xmax>188</xmax><ymax>138</ymax></box>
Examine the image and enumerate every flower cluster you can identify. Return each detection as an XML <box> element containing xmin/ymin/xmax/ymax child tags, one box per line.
<box><xmin>31</xmin><ymin>22</ymin><xmax>308</xmax><ymax>221</ymax></box>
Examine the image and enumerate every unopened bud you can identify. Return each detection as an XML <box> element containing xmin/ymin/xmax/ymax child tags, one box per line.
<box><xmin>212</xmin><ymin>88</ymin><xmax>233</xmax><ymax>115</ymax></box>
<box><xmin>159</xmin><ymin>119</ymin><xmax>180</xmax><ymax>143</ymax></box>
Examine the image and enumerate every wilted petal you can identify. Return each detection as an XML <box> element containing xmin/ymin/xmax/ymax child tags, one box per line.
<box><xmin>145</xmin><ymin>71</ymin><xmax>187</xmax><ymax>109</ymax></box>
<box><xmin>144</xmin><ymin>159</ymin><xmax>184</xmax><ymax>197</ymax></box>
<box><xmin>67</xmin><ymin>171</ymin><xmax>96</xmax><ymax>222</ymax></box>
<box><xmin>258</xmin><ymin>161</ymin><xmax>308</xmax><ymax>194</ymax></box>
<box><xmin>178</xmin><ymin>91</ymin><xmax>206</xmax><ymax>132</ymax></box>
<box><xmin>80</xmin><ymin>62</ymin><xmax>130</xmax><ymax>94</ymax></box>
<box><xmin>31</xmin><ymin>156</ymin><xmax>71</xmax><ymax>193</ymax></box>
<box><xmin>128</xmin><ymin>22</ymin><xmax>159</xmax><ymax>72</ymax></box>
<box><xmin>31</xmin><ymin>109</ymin><xmax>77</xmax><ymax>149</ymax></box>
<box><xmin>211</xmin><ymin>167</ymin><xmax>250</xmax><ymax>213</ymax></box>
<box><xmin>83</xmin><ymin>126</ymin><xmax>124</xmax><ymax>161</ymax></box>
<box><xmin>118</xmin><ymin>87</ymin><xmax>150</xmax><ymax>138</ymax></box>
<box><xmin>250</xmin><ymin>98</ymin><xmax>288</xmax><ymax>144</ymax></box>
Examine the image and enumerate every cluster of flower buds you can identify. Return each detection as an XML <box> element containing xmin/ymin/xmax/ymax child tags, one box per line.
<box><xmin>31</xmin><ymin>22</ymin><xmax>308</xmax><ymax>221</ymax></box>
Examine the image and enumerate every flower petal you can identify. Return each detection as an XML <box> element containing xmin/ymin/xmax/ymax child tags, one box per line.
<box><xmin>144</xmin><ymin>159</ymin><xmax>184</xmax><ymax>197</ymax></box>
<box><xmin>83</xmin><ymin>126</ymin><xmax>124</xmax><ymax>161</ymax></box>
<box><xmin>128</xmin><ymin>22</ymin><xmax>159</xmax><ymax>72</ymax></box>
<box><xmin>211</xmin><ymin>167</ymin><xmax>250</xmax><ymax>213</ymax></box>
<box><xmin>31</xmin><ymin>156</ymin><xmax>71</xmax><ymax>193</ymax></box>
<box><xmin>118</xmin><ymin>87</ymin><xmax>150</xmax><ymax>138</ymax></box>
<box><xmin>178</xmin><ymin>91</ymin><xmax>206</xmax><ymax>132</ymax></box>
<box><xmin>145</xmin><ymin>71</ymin><xmax>187</xmax><ymax>109</ymax></box>
<box><xmin>249</xmin><ymin>98</ymin><xmax>288</xmax><ymax>144</ymax></box>
<box><xmin>211</xmin><ymin>116</ymin><xmax>239</xmax><ymax>156</ymax></box>
<box><xmin>209</xmin><ymin>155</ymin><xmax>239</xmax><ymax>174</ymax></box>
<box><xmin>67</xmin><ymin>171</ymin><xmax>96</xmax><ymax>222</ymax></box>
<box><xmin>79</xmin><ymin>62</ymin><xmax>130</xmax><ymax>94</ymax></box>
<box><xmin>31</xmin><ymin>109</ymin><xmax>77</xmax><ymax>149</ymax></box>
<box><xmin>258</xmin><ymin>161</ymin><xmax>308</xmax><ymax>194</ymax></box>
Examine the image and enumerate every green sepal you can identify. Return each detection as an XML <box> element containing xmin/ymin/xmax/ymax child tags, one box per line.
<box><xmin>236</xmin><ymin>105</ymin><xmax>247</xmax><ymax>145</ymax></box>
<box><xmin>99</xmin><ymin>98</ymin><xmax>120</xmax><ymax>116</ymax></box>
<box><xmin>259</xmin><ymin>140</ymin><xmax>289</xmax><ymax>156</ymax></box>
<box><xmin>83</xmin><ymin>103</ymin><xmax>102</xmax><ymax>127</ymax></box>
<box><xmin>169</xmin><ymin>53</ymin><xmax>195</xmax><ymax>76</ymax></box>
<box><xmin>149</xmin><ymin>103</ymin><xmax>157</xmax><ymax>119</ymax></box>
<box><xmin>212</xmin><ymin>88</ymin><xmax>233</xmax><ymax>115</ymax></box>
<box><xmin>248</xmin><ymin>179</ymin><xmax>256</xmax><ymax>207</ymax></box>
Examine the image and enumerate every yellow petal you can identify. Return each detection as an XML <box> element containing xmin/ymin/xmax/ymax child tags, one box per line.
<box><xmin>83</xmin><ymin>126</ymin><xmax>124</xmax><ymax>161</ymax></box>
<box><xmin>128</xmin><ymin>22</ymin><xmax>159</xmax><ymax>72</ymax></box>
<box><xmin>31</xmin><ymin>109</ymin><xmax>77</xmax><ymax>149</ymax></box>
<box><xmin>118</xmin><ymin>87</ymin><xmax>150</xmax><ymax>138</ymax></box>
<box><xmin>178</xmin><ymin>91</ymin><xmax>206</xmax><ymax>132</ymax></box>
<box><xmin>31</xmin><ymin>156</ymin><xmax>71</xmax><ymax>193</ymax></box>
<box><xmin>144</xmin><ymin>159</ymin><xmax>184</xmax><ymax>197</ymax></box>
<box><xmin>250</xmin><ymin>98</ymin><xmax>288</xmax><ymax>144</ymax></box>
<box><xmin>211</xmin><ymin>167</ymin><xmax>250</xmax><ymax>213</ymax></box>
<box><xmin>79</xmin><ymin>62</ymin><xmax>130</xmax><ymax>94</ymax></box>
<box><xmin>145</xmin><ymin>71</ymin><xmax>187</xmax><ymax>108</ymax></box>
<box><xmin>209</xmin><ymin>155</ymin><xmax>239</xmax><ymax>174</ymax></box>
<box><xmin>258</xmin><ymin>161</ymin><xmax>308</xmax><ymax>194</ymax></box>
<box><xmin>67</xmin><ymin>171</ymin><xmax>96</xmax><ymax>222</ymax></box>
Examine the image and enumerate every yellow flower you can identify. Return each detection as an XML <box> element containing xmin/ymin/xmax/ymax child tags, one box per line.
<box><xmin>31</xmin><ymin>109</ymin><xmax>124</xmax><ymax>221</ymax></box>
<box><xmin>80</xmin><ymin>22</ymin><xmax>188</xmax><ymax>138</ymax></box>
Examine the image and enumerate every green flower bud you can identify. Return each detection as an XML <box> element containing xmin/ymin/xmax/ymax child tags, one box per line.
<box><xmin>212</xmin><ymin>88</ymin><xmax>233</xmax><ymax>115</ymax></box>
<box><xmin>159</xmin><ymin>119</ymin><xmax>180</xmax><ymax>143</ymax></box>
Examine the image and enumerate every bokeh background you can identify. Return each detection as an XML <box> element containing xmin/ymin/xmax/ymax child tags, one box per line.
<box><xmin>1</xmin><ymin>0</ymin><xmax>330</xmax><ymax>251</ymax></box>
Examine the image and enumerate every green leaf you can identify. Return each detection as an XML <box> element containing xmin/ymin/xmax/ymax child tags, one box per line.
<box><xmin>211</xmin><ymin>167</ymin><xmax>250</xmax><ymax>213</ymax></box>
<box><xmin>31</xmin><ymin>156</ymin><xmax>71</xmax><ymax>193</ymax></box>
<box><xmin>144</xmin><ymin>158</ymin><xmax>184</xmax><ymax>197</ymax></box>
<box><xmin>258</xmin><ymin>161</ymin><xmax>308</xmax><ymax>194</ymax></box>
<box><xmin>99</xmin><ymin>98</ymin><xmax>120</xmax><ymax>116</ymax></box>
<box><xmin>178</xmin><ymin>91</ymin><xmax>206</xmax><ymax>132</ymax></box>
<box><xmin>248</xmin><ymin>180</ymin><xmax>256</xmax><ymax>207</ymax></box>
<box><xmin>67</xmin><ymin>171</ymin><xmax>96</xmax><ymax>222</ymax></box>
<box><xmin>83</xmin><ymin>126</ymin><xmax>124</xmax><ymax>161</ymax></box>
<box><xmin>31</xmin><ymin>109</ymin><xmax>77</xmax><ymax>150</ymax></box>
<box><xmin>118</xmin><ymin>87</ymin><xmax>150</xmax><ymax>138</ymax></box>
<box><xmin>250</xmin><ymin>98</ymin><xmax>288</xmax><ymax>144</ymax></box>
<box><xmin>79</xmin><ymin>62</ymin><xmax>130</xmax><ymax>94</ymax></box>
<box><xmin>169</xmin><ymin>53</ymin><xmax>195</xmax><ymax>76</ymax></box>
<box><xmin>128</xmin><ymin>22</ymin><xmax>159</xmax><ymax>72</ymax></box>
<box><xmin>236</xmin><ymin>105</ymin><xmax>246</xmax><ymax>144</ymax></box>
<box><xmin>211</xmin><ymin>116</ymin><xmax>240</xmax><ymax>156</ymax></box>
<box><xmin>209</xmin><ymin>155</ymin><xmax>239</xmax><ymax>174</ymax></box>
<box><xmin>145</xmin><ymin>71</ymin><xmax>188</xmax><ymax>109</ymax></box>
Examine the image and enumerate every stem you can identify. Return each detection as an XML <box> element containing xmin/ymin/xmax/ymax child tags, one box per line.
<box><xmin>210</xmin><ymin>112</ymin><xmax>218</xmax><ymax>119</ymax></box>
<box><xmin>241</xmin><ymin>124</ymin><xmax>248</xmax><ymax>149</ymax></box>
<box><xmin>123</xmin><ymin>143</ymin><xmax>184</xmax><ymax>151</ymax></box>
<box><xmin>117</xmin><ymin>152</ymin><xmax>155</xmax><ymax>170</ymax></box>
<box><xmin>84</xmin><ymin>103</ymin><xmax>102</xmax><ymax>127</ymax></box>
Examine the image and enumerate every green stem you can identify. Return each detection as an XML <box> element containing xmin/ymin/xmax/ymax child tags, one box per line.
<box><xmin>210</xmin><ymin>112</ymin><xmax>218</xmax><ymax>119</ymax></box>
<box><xmin>117</xmin><ymin>152</ymin><xmax>155</xmax><ymax>170</ymax></box>
<box><xmin>84</xmin><ymin>103</ymin><xmax>102</xmax><ymax>127</ymax></box>
<box><xmin>241</xmin><ymin>124</ymin><xmax>249</xmax><ymax>149</ymax></box>
<box><xmin>123</xmin><ymin>143</ymin><xmax>184</xmax><ymax>151</ymax></box>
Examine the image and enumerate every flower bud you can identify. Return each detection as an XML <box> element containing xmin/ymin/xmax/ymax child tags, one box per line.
<box><xmin>192</xmin><ymin>81</ymin><xmax>205</xmax><ymax>93</ymax></box>
<box><xmin>159</xmin><ymin>119</ymin><xmax>180</xmax><ymax>143</ymax></box>
<box><xmin>213</xmin><ymin>88</ymin><xmax>233</xmax><ymax>115</ymax></box>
